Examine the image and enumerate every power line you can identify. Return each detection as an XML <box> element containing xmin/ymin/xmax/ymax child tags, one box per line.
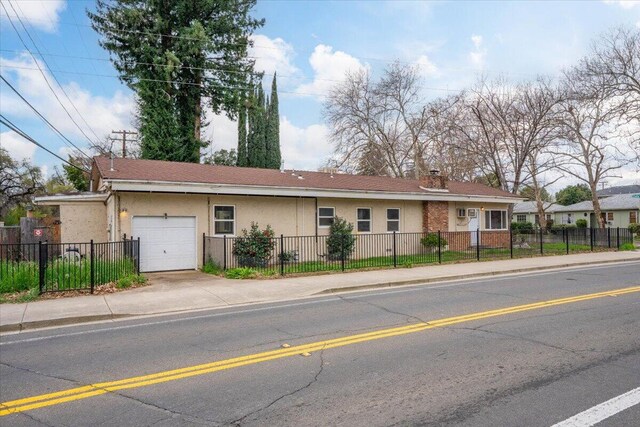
<box><xmin>0</xmin><ymin>10</ymin><xmax>539</xmax><ymax>78</ymax></box>
<box><xmin>0</xmin><ymin>74</ymin><xmax>92</xmax><ymax>160</ymax></box>
<box><xmin>0</xmin><ymin>64</ymin><xmax>459</xmax><ymax>96</ymax></box>
<box><xmin>0</xmin><ymin>114</ymin><xmax>87</xmax><ymax>173</ymax></box>
<box><xmin>2</xmin><ymin>1</ymin><xmax>101</xmax><ymax>145</ymax></box>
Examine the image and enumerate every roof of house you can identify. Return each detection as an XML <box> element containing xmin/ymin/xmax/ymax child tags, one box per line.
<box><xmin>596</xmin><ymin>184</ymin><xmax>640</xmax><ymax>197</ymax></box>
<box><xmin>93</xmin><ymin>157</ymin><xmax>521</xmax><ymax>200</ymax></box>
<box><xmin>512</xmin><ymin>201</ymin><xmax>560</xmax><ymax>214</ymax></box>
<box><xmin>554</xmin><ymin>193</ymin><xmax>640</xmax><ymax>212</ymax></box>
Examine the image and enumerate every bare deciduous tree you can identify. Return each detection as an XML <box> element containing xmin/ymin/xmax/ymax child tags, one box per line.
<box><xmin>554</xmin><ymin>69</ymin><xmax>633</xmax><ymax>228</ymax></box>
<box><xmin>324</xmin><ymin>63</ymin><xmax>468</xmax><ymax>179</ymax></box>
<box><xmin>581</xmin><ymin>27</ymin><xmax>640</xmax><ymax>119</ymax></box>
<box><xmin>455</xmin><ymin>77</ymin><xmax>561</xmax><ymax>201</ymax></box>
<box><xmin>0</xmin><ymin>147</ymin><xmax>42</xmax><ymax>217</ymax></box>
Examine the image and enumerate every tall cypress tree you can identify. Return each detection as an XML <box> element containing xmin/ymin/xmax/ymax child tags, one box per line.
<box><xmin>254</xmin><ymin>87</ymin><xmax>267</xmax><ymax>168</ymax></box>
<box><xmin>247</xmin><ymin>87</ymin><xmax>266</xmax><ymax>168</ymax></box>
<box><xmin>236</xmin><ymin>106</ymin><xmax>248</xmax><ymax>166</ymax></box>
<box><xmin>265</xmin><ymin>73</ymin><xmax>281</xmax><ymax>169</ymax></box>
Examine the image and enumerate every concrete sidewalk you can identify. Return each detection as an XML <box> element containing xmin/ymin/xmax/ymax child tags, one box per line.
<box><xmin>2</xmin><ymin>251</ymin><xmax>639</xmax><ymax>332</ymax></box>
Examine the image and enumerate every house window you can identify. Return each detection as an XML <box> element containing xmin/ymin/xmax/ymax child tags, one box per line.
<box><xmin>561</xmin><ymin>213</ymin><xmax>573</xmax><ymax>225</ymax></box>
<box><xmin>601</xmin><ymin>212</ymin><xmax>614</xmax><ymax>224</ymax></box>
<box><xmin>214</xmin><ymin>206</ymin><xmax>235</xmax><ymax>235</ymax></box>
<box><xmin>387</xmin><ymin>208</ymin><xmax>400</xmax><ymax>232</ymax></box>
<box><xmin>485</xmin><ymin>210</ymin><xmax>507</xmax><ymax>230</ymax></box>
<box><xmin>357</xmin><ymin>208</ymin><xmax>371</xmax><ymax>232</ymax></box>
<box><xmin>516</xmin><ymin>214</ymin><xmax>527</xmax><ymax>223</ymax></box>
<box><xmin>318</xmin><ymin>207</ymin><xmax>335</xmax><ymax>228</ymax></box>
<box><xmin>630</xmin><ymin>211</ymin><xmax>638</xmax><ymax>224</ymax></box>
<box><xmin>546</xmin><ymin>214</ymin><xmax>552</xmax><ymax>221</ymax></box>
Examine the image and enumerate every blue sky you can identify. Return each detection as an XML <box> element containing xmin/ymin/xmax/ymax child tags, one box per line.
<box><xmin>1</xmin><ymin>0</ymin><xmax>639</xmax><ymax>187</ymax></box>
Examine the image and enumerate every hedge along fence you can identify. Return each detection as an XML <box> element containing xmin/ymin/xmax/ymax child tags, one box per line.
<box><xmin>203</xmin><ymin>227</ymin><xmax>635</xmax><ymax>276</ymax></box>
<box><xmin>0</xmin><ymin>239</ymin><xmax>140</xmax><ymax>294</ymax></box>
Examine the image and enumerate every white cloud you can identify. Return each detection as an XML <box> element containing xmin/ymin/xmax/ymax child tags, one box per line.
<box><xmin>1</xmin><ymin>53</ymin><xmax>134</xmax><ymax>150</ymax></box>
<box><xmin>203</xmin><ymin>113</ymin><xmax>237</xmax><ymax>153</ymax></box>
<box><xmin>1</xmin><ymin>0</ymin><xmax>67</xmax><ymax>33</ymax></box>
<box><xmin>296</xmin><ymin>45</ymin><xmax>367</xmax><ymax>97</ymax></box>
<box><xmin>279</xmin><ymin>117</ymin><xmax>330</xmax><ymax>170</ymax></box>
<box><xmin>414</xmin><ymin>55</ymin><xmax>440</xmax><ymax>78</ymax></box>
<box><xmin>249</xmin><ymin>34</ymin><xmax>299</xmax><ymax>81</ymax></box>
<box><xmin>469</xmin><ymin>34</ymin><xmax>487</xmax><ymax>69</ymax></box>
<box><xmin>0</xmin><ymin>130</ymin><xmax>36</xmax><ymax>161</ymax></box>
<box><xmin>603</xmin><ymin>1</ymin><xmax>640</xmax><ymax>9</ymax></box>
<box><xmin>203</xmin><ymin>114</ymin><xmax>330</xmax><ymax>171</ymax></box>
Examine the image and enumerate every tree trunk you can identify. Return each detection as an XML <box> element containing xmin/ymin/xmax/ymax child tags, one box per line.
<box><xmin>592</xmin><ymin>193</ymin><xmax>605</xmax><ymax>228</ymax></box>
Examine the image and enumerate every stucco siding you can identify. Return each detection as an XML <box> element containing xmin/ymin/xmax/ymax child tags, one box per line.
<box><xmin>554</xmin><ymin>209</ymin><xmax>639</xmax><ymax>228</ymax></box>
<box><xmin>59</xmin><ymin>202</ymin><xmax>107</xmax><ymax>243</ymax></box>
<box><xmin>315</xmin><ymin>198</ymin><xmax>423</xmax><ymax>235</ymax></box>
<box><xmin>208</xmin><ymin>195</ymin><xmax>308</xmax><ymax>236</ymax></box>
<box><xmin>449</xmin><ymin>202</ymin><xmax>510</xmax><ymax>232</ymax></box>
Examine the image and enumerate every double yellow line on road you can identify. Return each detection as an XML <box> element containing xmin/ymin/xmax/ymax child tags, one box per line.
<box><xmin>2</xmin><ymin>285</ymin><xmax>640</xmax><ymax>416</ymax></box>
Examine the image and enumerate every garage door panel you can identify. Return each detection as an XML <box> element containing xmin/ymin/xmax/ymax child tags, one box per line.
<box><xmin>132</xmin><ymin>216</ymin><xmax>196</xmax><ymax>272</ymax></box>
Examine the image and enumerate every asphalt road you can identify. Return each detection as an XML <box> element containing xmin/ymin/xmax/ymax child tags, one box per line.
<box><xmin>1</xmin><ymin>262</ymin><xmax>639</xmax><ymax>426</ymax></box>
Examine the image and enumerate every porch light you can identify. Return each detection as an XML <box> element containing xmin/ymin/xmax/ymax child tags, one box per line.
<box><xmin>480</xmin><ymin>206</ymin><xmax>485</xmax><ymax>211</ymax></box>
<box><xmin>119</xmin><ymin>208</ymin><xmax>128</xmax><ymax>217</ymax></box>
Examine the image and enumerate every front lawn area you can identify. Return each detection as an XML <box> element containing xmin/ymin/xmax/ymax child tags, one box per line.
<box><xmin>212</xmin><ymin>242</ymin><xmax>614</xmax><ymax>278</ymax></box>
<box><xmin>1</xmin><ymin>258</ymin><xmax>141</xmax><ymax>302</ymax></box>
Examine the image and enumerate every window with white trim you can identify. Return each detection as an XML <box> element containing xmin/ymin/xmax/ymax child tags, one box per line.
<box><xmin>630</xmin><ymin>211</ymin><xmax>638</xmax><ymax>224</ymax></box>
<box><xmin>214</xmin><ymin>206</ymin><xmax>235</xmax><ymax>235</ymax></box>
<box><xmin>357</xmin><ymin>208</ymin><xmax>371</xmax><ymax>232</ymax></box>
<box><xmin>318</xmin><ymin>207</ymin><xmax>335</xmax><ymax>228</ymax></box>
<box><xmin>387</xmin><ymin>208</ymin><xmax>400</xmax><ymax>232</ymax></box>
<box><xmin>516</xmin><ymin>214</ymin><xmax>527</xmax><ymax>223</ymax></box>
<box><xmin>485</xmin><ymin>210</ymin><xmax>507</xmax><ymax>230</ymax></box>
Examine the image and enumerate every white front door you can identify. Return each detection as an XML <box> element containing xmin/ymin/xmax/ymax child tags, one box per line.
<box><xmin>468</xmin><ymin>209</ymin><xmax>480</xmax><ymax>246</ymax></box>
<box><xmin>132</xmin><ymin>216</ymin><xmax>197</xmax><ymax>272</ymax></box>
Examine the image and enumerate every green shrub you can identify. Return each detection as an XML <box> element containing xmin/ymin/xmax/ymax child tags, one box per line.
<box><xmin>202</xmin><ymin>259</ymin><xmax>222</xmax><ymax>275</ymax></box>
<box><xmin>619</xmin><ymin>242</ymin><xmax>636</xmax><ymax>251</ymax></box>
<box><xmin>326</xmin><ymin>216</ymin><xmax>356</xmax><ymax>261</ymax></box>
<box><xmin>420</xmin><ymin>233</ymin><xmax>447</xmax><ymax>250</ymax></box>
<box><xmin>225</xmin><ymin>267</ymin><xmax>257</xmax><ymax>279</ymax></box>
<box><xmin>116</xmin><ymin>276</ymin><xmax>133</xmax><ymax>289</ymax></box>
<box><xmin>629</xmin><ymin>223</ymin><xmax>640</xmax><ymax>238</ymax></box>
<box><xmin>575</xmin><ymin>219</ymin><xmax>588</xmax><ymax>228</ymax></box>
<box><xmin>511</xmin><ymin>221</ymin><xmax>534</xmax><ymax>233</ymax></box>
<box><xmin>278</xmin><ymin>250</ymin><xmax>297</xmax><ymax>263</ymax></box>
<box><xmin>232</xmin><ymin>222</ymin><xmax>276</xmax><ymax>267</ymax></box>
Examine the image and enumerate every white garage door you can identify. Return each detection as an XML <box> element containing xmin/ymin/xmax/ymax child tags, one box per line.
<box><xmin>132</xmin><ymin>216</ymin><xmax>197</xmax><ymax>272</ymax></box>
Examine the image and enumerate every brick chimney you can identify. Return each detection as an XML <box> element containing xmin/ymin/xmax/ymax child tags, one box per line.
<box><xmin>420</xmin><ymin>169</ymin><xmax>448</xmax><ymax>190</ymax></box>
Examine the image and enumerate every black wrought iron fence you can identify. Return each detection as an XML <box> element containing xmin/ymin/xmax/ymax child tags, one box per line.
<box><xmin>203</xmin><ymin>228</ymin><xmax>634</xmax><ymax>277</ymax></box>
<box><xmin>0</xmin><ymin>239</ymin><xmax>140</xmax><ymax>294</ymax></box>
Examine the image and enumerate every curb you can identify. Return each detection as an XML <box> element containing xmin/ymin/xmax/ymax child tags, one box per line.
<box><xmin>315</xmin><ymin>256</ymin><xmax>640</xmax><ymax>294</ymax></box>
<box><xmin>2</xmin><ymin>256</ymin><xmax>639</xmax><ymax>333</ymax></box>
<box><xmin>0</xmin><ymin>314</ymin><xmax>130</xmax><ymax>334</ymax></box>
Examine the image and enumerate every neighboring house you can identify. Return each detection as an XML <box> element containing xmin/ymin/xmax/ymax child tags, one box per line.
<box><xmin>35</xmin><ymin>157</ymin><xmax>522</xmax><ymax>272</ymax></box>
<box><xmin>596</xmin><ymin>185</ymin><xmax>640</xmax><ymax>198</ymax></box>
<box><xmin>553</xmin><ymin>194</ymin><xmax>640</xmax><ymax>228</ymax></box>
<box><xmin>512</xmin><ymin>201</ymin><xmax>559</xmax><ymax>226</ymax></box>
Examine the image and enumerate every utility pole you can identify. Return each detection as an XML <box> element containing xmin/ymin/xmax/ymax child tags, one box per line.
<box><xmin>110</xmin><ymin>130</ymin><xmax>138</xmax><ymax>158</ymax></box>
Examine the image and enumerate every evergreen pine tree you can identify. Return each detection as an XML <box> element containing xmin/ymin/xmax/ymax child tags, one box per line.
<box><xmin>89</xmin><ymin>0</ymin><xmax>263</xmax><ymax>163</ymax></box>
<box><xmin>236</xmin><ymin>106</ymin><xmax>248</xmax><ymax>166</ymax></box>
<box><xmin>265</xmin><ymin>73</ymin><xmax>281</xmax><ymax>169</ymax></box>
